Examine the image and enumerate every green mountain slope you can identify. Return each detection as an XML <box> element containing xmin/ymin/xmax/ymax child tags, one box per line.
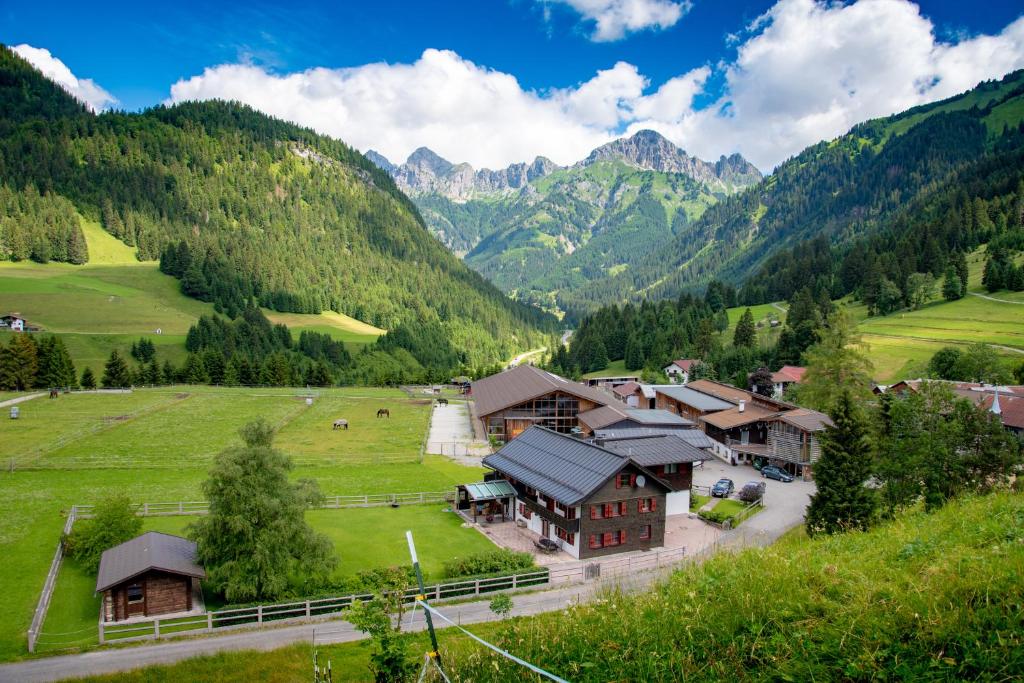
<box><xmin>0</xmin><ymin>45</ymin><xmax>553</xmax><ymax>366</ymax></box>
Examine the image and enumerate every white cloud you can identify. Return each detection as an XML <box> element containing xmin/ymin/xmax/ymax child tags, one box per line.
<box><xmin>12</xmin><ymin>44</ymin><xmax>117</xmax><ymax>112</ymax></box>
<box><xmin>166</xmin><ymin>0</ymin><xmax>1024</xmax><ymax>171</ymax></box>
<box><xmin>548</xmin><ymin>0</ymin><xmax>692</xmax><ymax>42</ymax></box>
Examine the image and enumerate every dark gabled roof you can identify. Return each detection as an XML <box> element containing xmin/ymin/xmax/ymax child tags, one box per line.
<box><xmin>596</xmin><ymin>434</ymin><xmax>713</xmax><ymax>466</ymax></box>
<box><xmin>577</xmin><ymin>405</ymin><xmax>694</xmax><ymax>432</ymax></box>
<box><xmin>594</xmin><ymin>426</ymin><xmax>715</xmax><ymax>448</ymax></box>
<box><xmin>653</xmin><ymin>385</ymin><xmax>733</xmax><ymax>412</ymax></box>
<box><xmin>96</xmin><ymin>532</ymin><xmax>205</xmax><ymax>593</ymax></box>
<box><xmin>482</xmin><ymin>426</ymin><xmax>667</xmax><ymax>505</ymax></box>
<box><xmin>471</xmin><ymin>365</ymin><xmax>614</xmax><ymax>417</ymax></box>
<box><xmin>625</xmin><ymin>408</ymin><xmax>693</xmax><ymax>426</ymax></box>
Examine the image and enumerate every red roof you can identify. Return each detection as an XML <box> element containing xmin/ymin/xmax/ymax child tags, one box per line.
<box><xmin>771</xmin><ymin>365</ymin><xmax>806</xmax><ymax>383</ymax></box>
<box><xmin>979</xmin><ymin>394</ymin><xmax>1024</xmax><ymax>430</ymax></box>
<box><xmin>668</xmin><ymin>359</ymin><xmax>697</xmax><ymax>371</ymax></box>
<box><xmin>613</xmin><ymin>381</ymin><xmax>641</xmax><ymax>398</ymax></box>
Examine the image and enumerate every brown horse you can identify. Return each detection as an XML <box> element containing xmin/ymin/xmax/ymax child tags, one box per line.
<box><xmin>437</xmin><ymin>398</ymin><xmax>448</xmax><ymax>406</ymax></box>
<box><xmin>376</xmin><ymin>408</ymin><xmax>390</xmax><ymax>418</ymax></box>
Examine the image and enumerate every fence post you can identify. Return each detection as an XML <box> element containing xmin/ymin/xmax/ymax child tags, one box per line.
<box><xmin>178</xmin><ymin>501</ymin><xmax>184</xmax><ymax>514</ymax></box>
<box><xmin>306</xmin><ymin>601</ymin><xmax>311</xmax><ymax>618</ymax></box>
<box><xmin>154</xmin><ymin>619</ymin><xmax>160</xmax><ymax>638</ymax></box>
<box><xmin>143</xmin><ymin>502</ymin><xmax>149</xmax><ymax>516</ymax></box>
<box><xmin>207</xmin><ymin>612</ymin><xmax>213</xmax><ymax>630</ymax></box>
<box><xmin>98</xmin><ymin>622</ymin><xmax>104</xmax><ymax>645</ymax></box>
<box><xmin>512</xmin><ymin>574</ymin><xmax>518</xmax><ymax>589</ymax></box>
<box><xmin>258</xmin><ymin>605</ymin><xmax>263</xmax><ymax>624</ymax></box>
<box><xmin>474</xmin><ymin>579</ymin><xmax>481</xmax><ymax>596</ymax></box>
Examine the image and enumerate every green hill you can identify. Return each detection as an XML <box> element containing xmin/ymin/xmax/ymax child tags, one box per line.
<box><xmin>0</xmin><ymin>45</ymin><xmax>553</xmax><ymax>368</ymax></box>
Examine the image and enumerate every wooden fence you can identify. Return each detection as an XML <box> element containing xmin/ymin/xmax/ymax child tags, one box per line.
<box><xmin>27</xmin><ymin>508</ymin><xmax>77</xmax><ymax>653</ymax></box>
<box><xmin>99</xmin><ymin>569</ymin><xmax>551</xmax><ymax>644</ymax></box>
<box><xmin>74</xmin><ymin>491</ymin><xmax>455</xmax><ymax>518</ymax></box>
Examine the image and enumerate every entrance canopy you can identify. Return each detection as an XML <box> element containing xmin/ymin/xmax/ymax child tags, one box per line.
<box><xmin>460</xmin><ymin>480</ymin><xmax>516</xmax><ymax>502</ymax></box>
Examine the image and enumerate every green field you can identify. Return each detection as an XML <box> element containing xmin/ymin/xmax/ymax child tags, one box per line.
<box><xmin>0</xmin><ymin>387</ymin><xmax>483</xmax><ymax>661</ymax></box>
<box><xmin>38</xmin><ymin>504</ymin><xmax>495</xmax><ymax>652</ymax></box>
<box><xmin>581</xmin><ymin>359</ymin><xmax>631</xmax><ymax>379</ymax></box>
<box><xmin>0</xmin><ymin>218</ymin><xmax>383</xmax><ymax>376</ymax></box>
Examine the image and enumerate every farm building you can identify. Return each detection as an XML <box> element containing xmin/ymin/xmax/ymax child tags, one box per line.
<box><xmin>576</xmin><ymin>403</ymin><xmax>695</xmax><ymax>434</ymax></box>
<box><xmin>585</xmin><ymin>374</ymin><xmax>640</xmax><ymax>390</ymax></box>
<box><xmin>613</xmin><ymin>381</ymin><xmax>657</xmax><ymax>408</ymax></box>
<box><xmin>96</xmin><ymin>532</ymin><xmax>205</xmax><ymax>622</ymax></box>
<box><xmin>0</xmin><ymin>314</ymin><xmax>36</xmax><ymax>332</ymax></box>
<box><xmin>595</xmin><ymin>433</ymin><xmax>713</xmax><ymax>514</ymax></box>
<box><xmin>471</xmin><ymin>365</ymin><xmax>615</xmax><ymax>444</ymax></box>
<box><xmin>653</xmin><ymin>384</ymin><xmax>734</xmax><ymax>422</ymax></box>
<box><xmin>481</xmin><ymin>427</ymin><xmax>672</xmax><ymax>559</ymax></box>
<box><xmin>663</xmin><ymin>359</ymin><xmax>698</xmax><ymax>384</ymax></box>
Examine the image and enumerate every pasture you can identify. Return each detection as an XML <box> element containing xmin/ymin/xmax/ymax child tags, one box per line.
<box><xmin>0</xmin><ymin>387</ymin><xmax>483</xmax><ymax>661</ymax></box>
<box><xmin>37</xmin><ymin>505</ymin><xmax>495</xmax><ymax>652</ymax></box>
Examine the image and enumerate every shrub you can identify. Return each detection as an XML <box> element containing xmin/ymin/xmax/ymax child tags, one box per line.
<box><xmin>65</xmin><ymin>495</ymin><xmax>142</xmax><ymax>573</ymax></box>
<box><xmin>442</xmin><ymin>549</ymin><xmax>534</xmax><ymax>579</ymax></box>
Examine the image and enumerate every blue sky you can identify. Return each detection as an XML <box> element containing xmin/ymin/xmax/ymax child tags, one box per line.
<box><xmin>5</xmin><ymin>1</ymin><xmax>1024</xmax><ymax>169</ymax></box>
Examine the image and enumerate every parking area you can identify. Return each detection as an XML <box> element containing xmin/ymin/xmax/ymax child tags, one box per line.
<box><xmin>693</xmin><ymin>459</ymin><xmax>816</xmax><ymax>544</ymax></box>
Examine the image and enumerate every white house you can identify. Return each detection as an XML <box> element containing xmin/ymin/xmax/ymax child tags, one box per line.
<box><xmin>0</xmin><ymin>315</ymin><xmax>26</xmax><ymax>332</ymax></box>
<box><xmin>663</xmin><ymin>359</ymin><xmax>698</xmax><ymax>384</ymax></box>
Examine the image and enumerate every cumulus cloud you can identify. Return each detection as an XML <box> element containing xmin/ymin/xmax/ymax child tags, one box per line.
<box><xmin>167</xmin><ymin>0</ymin><xmax>1024</xmax><ymax>171</ymax></box>
<box><xmin>12</xmin><ymin>44</ymin><xmax>117</xmax><ymax>112</ymax></box>
<box><xmin>548</xmin><ymin>0</ymin><xmax>692</xmax><ymax>42</ymax></box>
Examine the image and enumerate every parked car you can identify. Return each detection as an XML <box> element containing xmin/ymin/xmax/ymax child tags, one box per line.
<box><xmin>739</xmin><ymin>481</ymin><xmax>766</xmax><ymax>502</ymax></box>
<box><xmin>711</xmin><ymin>478</ymin><xmax>735</xmax><ymax>497</ymax></box>
<box><xmin>761</xmin><ymin>466</ymin><xmax>794</xmax><ymax>482</ymax></box>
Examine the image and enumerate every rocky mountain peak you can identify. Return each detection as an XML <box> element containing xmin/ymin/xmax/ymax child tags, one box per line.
<box><xmin>405</xmin><ymin>147</ymin><xmax>453</xmax><ymax>176</ymax></box>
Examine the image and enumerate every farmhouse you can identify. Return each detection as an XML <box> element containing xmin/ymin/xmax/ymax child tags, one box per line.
<box><xmin>576</xmin><ymin>402</ymin><xmax>694</xmax><ymax>434</ymax></box>
<box><xmin>654</xmin><ymin>384</ymin><xmax>733</xmax><ymax>422</ymax></box>
<box><xmin>765</xmin><ymin>365</ymin><xmax>807</xmax><ymax>397</ymax></box>
<box><xmin>663</xmin><ymin>359</ymin><xmax>698</xmax><ymax>384</ymax></box>
<box><xmin>0</xmin><ymin>313</ymin><xmax>35</xmax><ymax>332</ymax></box>
<box><xmin>763</xmin><ymin>409</ymin><xmax>833</xmax><ymax>479</ymax></box>
<box><xmin>595</xmin><ymin>433</ymin><xmax>712</xmax><ymax>514</ymax></box>
<box><xmin>96</xmin><ymin>532</ymin><xmax>205</xmax><ymax>622</ymax></box>
<box><xmin>482</xmin><ymin>426</ymin><xmax>672</xmax><ymax>559</ymax></box>
<box><xmin>471</xmin><ymin>365</ymin><xmax>615</xmax><ymax>443</ymax></box>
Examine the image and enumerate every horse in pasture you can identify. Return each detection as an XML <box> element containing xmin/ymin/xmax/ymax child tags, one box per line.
<box><xmin>332</xmin><ymin>419</ymin><xmax>349</xmax><ymax>430</ymax></box>
<box><xmin>377</xmin><ymin>408</ymin><xmax>390</xmax><ymax>418</ymax></box>
<box><xmin>437</xmin><ymin>398</ymin><xmax>448</xmax><ymax>406</ymax></box>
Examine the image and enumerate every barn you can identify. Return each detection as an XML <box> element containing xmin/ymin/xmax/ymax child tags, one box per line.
<box><xmin>96</xmin><ymin>532</ymin><xmax>205</xmax><ymax>622</ymax></box>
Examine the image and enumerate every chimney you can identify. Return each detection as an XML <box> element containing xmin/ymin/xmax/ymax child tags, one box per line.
<box><xmin>738</xmin><ymin>400</ymin><xmax>746</xmax><ymax>413</ymax></box>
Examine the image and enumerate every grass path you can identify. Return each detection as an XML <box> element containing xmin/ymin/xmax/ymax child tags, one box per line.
<box><xmin>969</xmin><ymin>291</ymin><xmax>1024</xmax><ymax>305</ymax></box>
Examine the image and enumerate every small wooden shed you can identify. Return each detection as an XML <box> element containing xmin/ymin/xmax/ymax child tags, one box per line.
<box><xmin>95</xmin><ymin>532</ymin><xmax>205</xmax><ymax>622</ymax></box>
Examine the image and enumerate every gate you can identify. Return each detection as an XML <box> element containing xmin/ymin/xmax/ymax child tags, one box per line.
<box><xmin>584</xmin><ymin>563</ymin><xmax>601</xmax><ymax>581</ymax></box>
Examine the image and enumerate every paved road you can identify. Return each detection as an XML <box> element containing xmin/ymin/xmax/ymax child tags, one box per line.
<box><xmin>0</xmin><ymin>392</ymin><xmax>45</xmax><ymax>409</ymax></box>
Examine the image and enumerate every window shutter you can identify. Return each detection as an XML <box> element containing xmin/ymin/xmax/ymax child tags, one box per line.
<box><xmin>619</xmin><ymin>501</ymin><xmax>627</xmax><ymax>516</ymax></box>
<box><xmin>651</xmin><ymin>498</ymin><xmax>657</xmax><ymax>512</ymax></box>
<box><xmin>620</xmin><ymin>529</ymin><xmax>627</xmax><ymax>544</ymax></box>
<box><xmin>603</xmin><ymin>531</ymin><xmax>613</xmax><ymax>546</ymax></box>
<box><xmin>637</xmin><ymin>499</ymin><xmax>643</xmax><ymax>513</ymax></box>
<box><xmin>590</xmin><ymin>505</ymin><xmax>598</xmax><ymax>520</ymax></box>
<box><xmin>604</xmin><ymin>503</ymin><xmax>613</xmax><ymax>518</ymax></box>
<box><xmin>589</xmin><ymin>534</ymin><xmax>599</xmax><ymax>549</ymax></box>
<box><xmin>630</xmin><ymin>474</ymin><xmax>637</xmax><ymax>487</ymax></box>
<box><xmin>615</xmin><ymin>475</ymin><xmax>622</xmax><ymax>489</ymax></box>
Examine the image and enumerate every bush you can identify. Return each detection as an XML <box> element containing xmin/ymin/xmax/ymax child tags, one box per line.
<box><xmin>739</xmin><ymin>482</ymin><xmax>765</xmax><ymax>503</ymax></box>
<box><xmin>442</xmin><ymin>549</ymin><xmax>534</xmax><ymax>580</ymax></box>
<box><xmin>65</xmin><ymin>495</ymin><xmax>143</xmax><ymax>573</ymax></box>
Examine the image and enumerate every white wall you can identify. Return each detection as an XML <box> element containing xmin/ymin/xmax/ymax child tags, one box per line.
<box><xmin>514</xmin><ymin>498</ymin><xmax>580</xmax><ymax>559</ymax></box>
<box><xmin>665</xmin><ymin>490</ymin><xmax>690</xmax><ymax>516</ymax></box>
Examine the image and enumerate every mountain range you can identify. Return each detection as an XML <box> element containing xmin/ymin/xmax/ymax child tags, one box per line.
<box><xmin>368</xmin><ymin>130</ymin><xmax>762</xmax><ymax>314</ymax></box>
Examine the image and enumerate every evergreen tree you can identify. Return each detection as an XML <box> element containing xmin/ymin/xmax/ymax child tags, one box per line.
<box><xmin>805</xmin><ymin>391</ymin><xmax>876</xmax><ymax>535</ymax></box>
<box><xmin>623</xmin><ymin>335</ymin><xmax>644</xmax><ymax>371</ymax></box>
<box><xmin>953</xmin><ymin>251</ymin><xmax>969</xmax><ymax>294</ymax></box>
<box><xmin>182</xmin><ymin>353</ymin><xmax>210</xmax><ymax>384</ymax></box>
<box><xmin>942</xmin><ymin>266</ymin><xmax>964</xmax><ymax>301</ymax></box>
<box><xmin>101</xmin><ymin>350</ymin><xmax>132</xmax><ymax>388</ymax></box>
<box><xmin>733</xmin><ymin>308</ymin><xmax>757</xmax><ymax>348</ymax></box>
<box><xmin>80</xmin><ymin>366</ymin><xmax>96</xmax><ymax>390</ymax></box>
<box><xmin>0</xmin><ymin>334</ymin><xmax>38</xmax><ymax>390</ymax></box>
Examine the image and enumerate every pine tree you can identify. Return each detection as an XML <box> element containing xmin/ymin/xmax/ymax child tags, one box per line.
<box><xmin>0</xmin><ymin>334</ymin><xmax>38</xmax><ymax>390</ymax></box>
<box><xmin>953</xmin><ymin>251</ymin><xmax>969</xmax><ymax>294</ymax></box>
<box><xmin>80</xmin><ymin>367</ymin><xmax>96</xmax><ymax>390</ymax></box>
<box><xmin>805</xmin><ymin>391</ymin><xmax>876</xmax><ymax>535</ymax></box>
<box><xmin>101</xmin><ymin>350</ymin><xmax>132</xmax><ymax>388</ymax></box>
<box><xmin>623</xmin><ymin>335</ymin><xmax>644</xmax><ymax>371</ymax></box>
<box><xmin>942</xmin><ymin>266</ymin><xmax>963</xmax><ymax>301</ymax></box>
<box><xmin>733</xmin><ymin>308</ymin><xmax>757</xmax><ymax>348</ymax></box>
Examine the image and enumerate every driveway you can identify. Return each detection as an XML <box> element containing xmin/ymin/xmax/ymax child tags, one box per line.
<box><xmin>425</xmin><ymin>402</ymin><xmax>489</xmax><ymax>464</ymax></box>
<box><xmin>693</xmin><ymin>459</ymin><xmax>815</xmax><ymax>545</ymax></box>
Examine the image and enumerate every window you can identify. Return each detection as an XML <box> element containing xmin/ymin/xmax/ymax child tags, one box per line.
<box><xmin>589</xmin><ymin>534</ymin><xmax>602</xmax><ymax>549</ymax></box>
<box><xmin>615</xmin><ymin>473</ymin><xmax>636</xmax><ymax>488</ymax></box>
<box><xmin>518</xmin><ymin>503</ymin><xmax>532</xmax><ymax>520</ymax></box>
<box><xmin>556</xmin><ymin>527</ymin><xmax>575</xmax><ymax>545</ymax></box>
<box><xmin>565</xmin><ymin>506</ymin><xmax>577</xmax><ymax>520</ymax></box>
<box><xmin>640</xmin><ymin>524</ymin><xmax>651</xmax><ymax>540</ymax></box>
<box><xmin>127</xmin><ymin>584</ymin><xmax>144</xmax><ymax>604</ymax></box>
<box><xmin>602</xmin><ymin>530</ymin><xmax>627</xmax><ymax>547</ymax></box>
<box><xmin>663</xmin><ymin>463</ymin><xmax>679</xmax><ymax>474</ymax></box>
<box><xmin>638</xmin><ymin>498</ymin><xmax>657</xmax><ymax>513</ymax></box>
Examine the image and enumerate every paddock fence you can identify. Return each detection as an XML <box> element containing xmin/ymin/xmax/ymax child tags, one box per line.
<box><xmin>98</xmin><ymin>569</ymin><xmax>551</xmax><ymax>644</ymax></box>
<box><xmin>26</xmin><ymin>507</ymin><xmax>77</xmax><ymax>653</ymax></box>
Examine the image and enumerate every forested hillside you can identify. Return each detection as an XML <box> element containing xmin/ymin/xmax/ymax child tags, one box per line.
<box><xmin>0</xmin><ymin>46</ymin><xmax>554</xmax><ymax>367</ymax></box>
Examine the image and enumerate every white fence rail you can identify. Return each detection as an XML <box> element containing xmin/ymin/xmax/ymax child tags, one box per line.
<box><xmin>27</xmin><ymin>508</ymin><xmax>77</xmax><ymax>653</ymax></box>
<box><xmin>74</xmin><ymin>491</ymin><xmax>455</xmax><ymax>518</ymax></box>
<box><xmin>99</xmin><ymin>569</ymin><xmax>551</xmax><ymax>644</ymax></box>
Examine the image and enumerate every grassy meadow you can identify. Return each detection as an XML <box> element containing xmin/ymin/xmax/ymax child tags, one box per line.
<box><xmin>0</xmin><ymin>387</ymin><xmax>484</xmax><ymax>661</ymax></box>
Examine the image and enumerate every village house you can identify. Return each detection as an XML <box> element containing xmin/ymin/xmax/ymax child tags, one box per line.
<box><xmin>653</xmin><ymin>384</ymin><xmax>734</xmax><ymax>422</ymax></box>
<box><xmin>0</xmin><ymin>313</ymin><xmax>36</xmax><ymax>332</ymax></box>
<box><xmin>763</xmin><ymin>365</ymin><xmax>807</xmax><ymax>397</ymax></box>
<box><xmin>576</xmin><ymin>402</ymin><xmax>695</xmax><ymax>435</ymax></box>
<box><xmin>594</xmin><ymin>433</ymin><xmax>712</xmax><ymax>514</ymax></box>
<box><xmin>481</xmin><ymin>427</ymin><xmax>673</xmax><ymax>559</ymax></box>
<box><xmin>883</xmin><ymin>379</ymin><xmax>1024</xmax><ymax>439</ymax></box>
<box><xmin>585</xmin><ymin>374</ymin><xmax>640</xmax><ymax>390</ymax></box>
<box><xmin>613</xmin><ymin>381</ymin><xmax>657</xmax><ymax>408</ymax></box>
<box><xmin>471</xmin><ymin>364</ymin><xmax>615</xmax><ymax>444</ymax></box>
<box><xmin>96</xmin><ymin>532</ymin><xmax>205</xmax><ymax>623</ymax></box>
<box><xmin>663</xmin><ymin>359</ymin><xmax>698</xmax><ymax>384</ymax></box>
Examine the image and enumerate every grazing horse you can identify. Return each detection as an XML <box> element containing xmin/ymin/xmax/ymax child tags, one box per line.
<box><xmin>376</xmin><ymin>408</ymin><xmax>390</xmax><ymax>418</ymax></box>
<box><xmin>332</xmin><ymin>419</ymin><xmax>349</xmax><ymax>430</ymax></box>
<box><xmin>49</xmin><ymin>388</ymin><xmax>59</xmax><ymax>399</ymax></box>
<box><xmin>437</xmin><ymin>398</ymin><xmax>448</xmax><ymax>406</ymax></box>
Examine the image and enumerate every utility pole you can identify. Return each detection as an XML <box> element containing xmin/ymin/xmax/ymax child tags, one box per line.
<box><xmin>406</xmin><ymin>530</ymin><xmax>444</xmax><ymax>675</ymax></box>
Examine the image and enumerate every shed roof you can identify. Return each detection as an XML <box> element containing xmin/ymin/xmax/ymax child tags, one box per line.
<box><xmin>577</xmin><ymin>405</ymin><xmax>694</xmax><ymax>431</ymax></box>
<box><xmin>596</xmin><ymin>434</ymin><xmax>713</xmax><ymax>466</ymax></box>
<box><xmin>653</xmin><ymin>385</ymin><xmax>733</xmax><ymax>412</ymax></box>
<box><xmin>775</xmin><ymin>408</ymin><xmax>833</xmax><ymax>432</ymax></box>
<box><xmin>461</xmin><ymin>480</ymin><xmax>517</xmax><ymax>501</ymax></box>
<box><xmin>471</xmin><ymin>365</ymin><xmax>613</xmax><ymax>417</ymax></box>
<box><xmin>96</xmin><ymin>532</ymin><xmax>204</xmax><ymax>593</ymax></box>
<box><xmin>612</xmin><ymin>381</ymin><xmax>641</xmax><ymax>398</ymax></box>
<box><xmin>482</xmin><ymin>427</ymin><xmax>666</xmax><ymax>505</ymax></box>
<box><xmin>685</xmin><ymin>379</ymin><xmax>753</xmax><ymax>404</ymax></box>
<box><xmin>593</xmin><ymin>426</ymin><xmax>714</xmax><ymax>448</ymax></box>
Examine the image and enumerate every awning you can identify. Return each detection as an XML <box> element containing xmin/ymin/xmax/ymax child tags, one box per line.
<box><xmin>461</xmin><ymin>480</ymin><xmax>517</xmax><ymax>501</ymax></box>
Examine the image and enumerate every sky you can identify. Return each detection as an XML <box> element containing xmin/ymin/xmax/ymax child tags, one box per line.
<box><xmin>4</xmin><ymin>0</ymin><xmax>1024</xmax><ymax>171</ymax></box>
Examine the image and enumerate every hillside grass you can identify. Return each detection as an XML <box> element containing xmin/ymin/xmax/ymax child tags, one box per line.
<box><xmin>62</xmin><ymin>493</ymin><xmax>1024</xmax><ymax>682</ymax></box>
<box><xmin>79</xmin><ymin>214</ymin><xmax>141</xmax><ymax>265</ymax></box>
<box><xmin>0</xmin><ymin>387</ymin><xmax>483</xmax><ymax>661</ymax></box>
<box><xmin>39</xmin><ymin>505</ymin><xmax>494</xmax><ymax>652</ymax></box>
<box><xmin>581</xmin><ymin>359</ymin><xmax>630</xmax><ymax>379</ymax></box>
